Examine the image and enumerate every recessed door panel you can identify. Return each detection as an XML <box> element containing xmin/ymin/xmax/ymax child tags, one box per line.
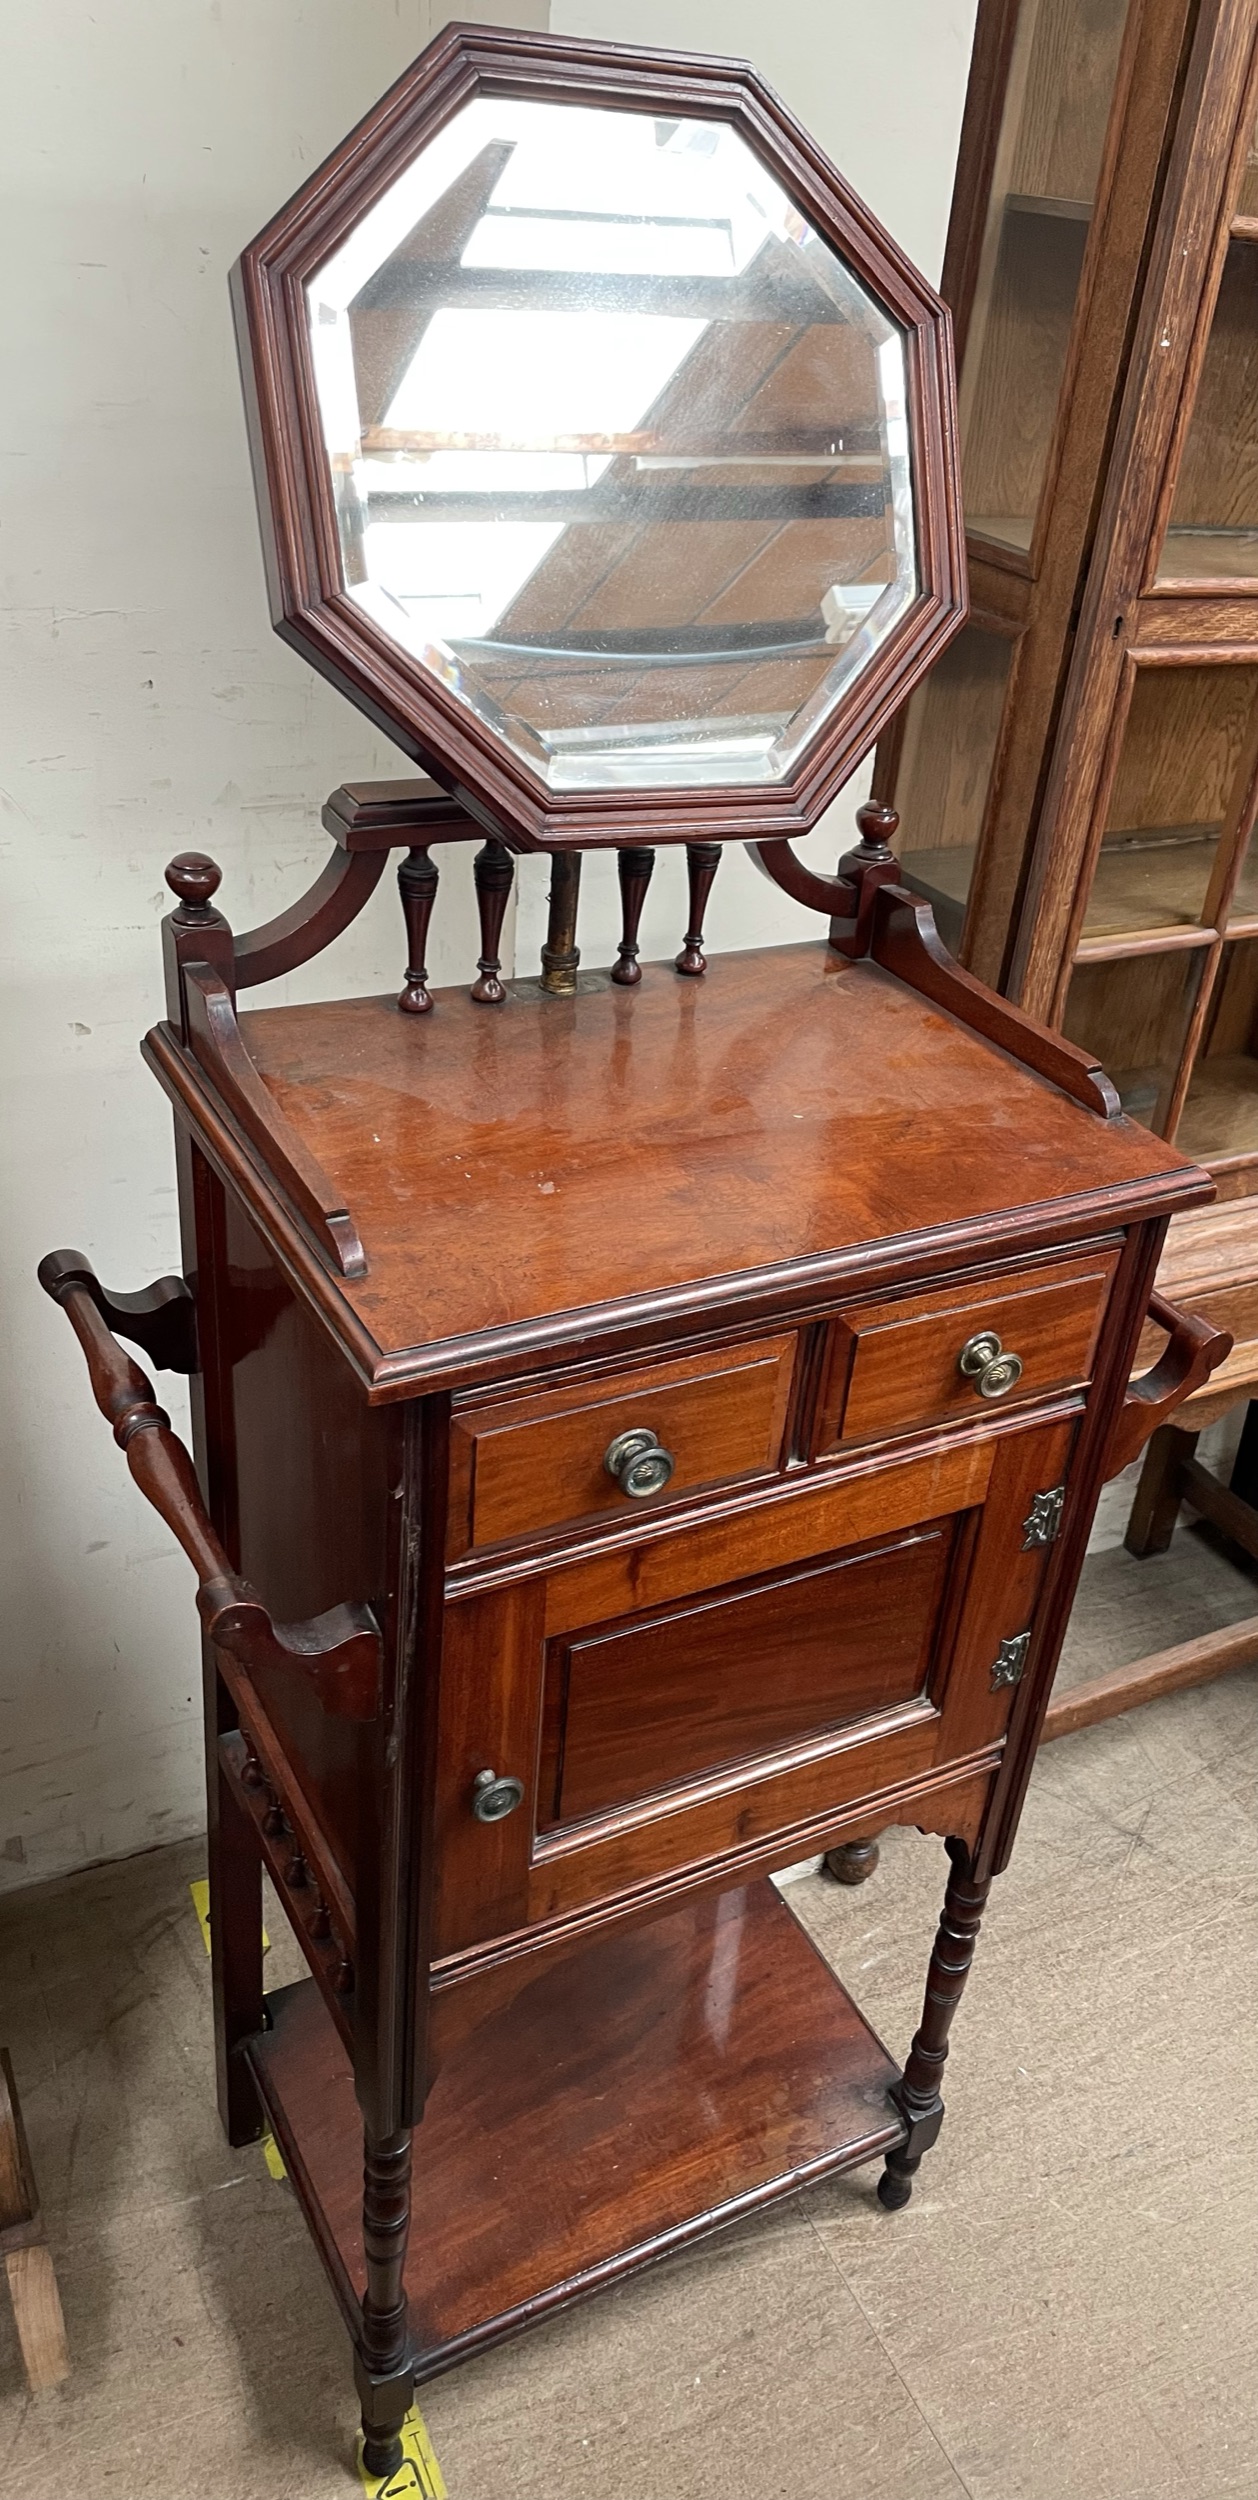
<box><xmin>539</xmin><ymin>1525</ymin><xmax>951</xmax><ymax>1829</ymax></box>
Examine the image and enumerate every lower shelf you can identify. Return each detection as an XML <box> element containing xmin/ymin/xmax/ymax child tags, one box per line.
<box><xmin>245</xmin><ymin>1877</ymin><xmax>904</xmax><ymax>2381</ymax></box>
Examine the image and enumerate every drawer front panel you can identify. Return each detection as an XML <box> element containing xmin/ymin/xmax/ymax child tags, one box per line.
<box><xmin>449</xmin><ymin>1333</ymin><xmax>796</xmax><ymax>1556</ymax></box>
<box><xmin>818</xmin><ymin>1251</ymin><xmax>1116</xmax><ymax>1449</ymax></box>
<box><xmin>538</xmin><ymin>1523</ymin><xmax>954</xmax><ymax>1831</ymax></box>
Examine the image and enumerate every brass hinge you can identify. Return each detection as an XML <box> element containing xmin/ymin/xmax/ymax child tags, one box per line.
<box><xmin>991</xmin><ymin>1631</ymin><xmax>1031</xmax><ymax>1691</ymax></box>
<box><xmin>1022</xmin><ymin>1484</ymin><xmax>1065</xmax><ymax>1549</ymax></box>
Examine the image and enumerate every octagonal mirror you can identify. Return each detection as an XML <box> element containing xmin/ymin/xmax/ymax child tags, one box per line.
<box><xmin>236</xmin><ymin>27</ymin><xmax>963</xmax><ymax>841</ymax></box>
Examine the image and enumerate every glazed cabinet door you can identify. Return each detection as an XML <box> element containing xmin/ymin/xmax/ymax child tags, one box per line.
<box><xmin>432</xmin><ymin>1413</ymin><xmax>1076</xmax><ymax>1960</ymax></box>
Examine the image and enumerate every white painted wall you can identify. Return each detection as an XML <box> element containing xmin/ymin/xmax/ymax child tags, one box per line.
<box><xmin>0</xmin><ymin>0</ymin><xmax>976</xmax><ymax>1890</ymax></box>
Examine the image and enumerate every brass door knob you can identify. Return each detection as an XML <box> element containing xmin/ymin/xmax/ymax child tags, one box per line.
<box><xmin>958</xmin><ymin>1331</ymin><xmax>1024</xmax><ymax>1400</ymax></box>
<box><xmin>604</xmin><ymin>1425</ymin><xmax>676</xmax><ymax>1499</ymax></box>
<box><xmin>471</xmin><ymin>1769</ymin><xmax>524</xmax><ymax>1823</ymax></box>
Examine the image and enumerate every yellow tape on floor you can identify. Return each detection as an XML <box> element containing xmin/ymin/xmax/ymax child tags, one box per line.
<box><xmin>188</xmin><ymin>1880</ymin><xmax>287</xmax><ymax>2180</ymax></box>
<box><xmin>357</xmin><ymin>2409</ymin><xmax>448</xmax><ymax>2498</ymax></box>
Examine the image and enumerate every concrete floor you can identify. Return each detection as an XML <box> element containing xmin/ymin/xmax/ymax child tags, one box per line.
<box><xmin>2</xmin><ymin>1511</ymin><xmax>1258</xmax><ymax>2499</ymax></box>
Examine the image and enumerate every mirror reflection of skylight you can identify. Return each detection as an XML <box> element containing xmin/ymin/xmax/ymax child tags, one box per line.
<box><xmin>307</xmin><ymin>93</ymin><xmax>918</xmax><ymax>791</ymax></box>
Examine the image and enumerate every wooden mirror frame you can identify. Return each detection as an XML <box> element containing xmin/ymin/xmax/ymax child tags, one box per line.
<box><xmin>231</xmin><ymin>20</ymin><xmax>968</xmax><ymax>852</ymax></box>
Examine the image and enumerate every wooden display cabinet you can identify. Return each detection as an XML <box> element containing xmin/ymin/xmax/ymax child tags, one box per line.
<box><xmin>879</xmin><ymin>0</ymin><xmax>1258</xmax><ymax>1727</ymax></box>
<box><xmin>36</xmin><ymin>24</ymin><xmax>1228</xmax><ymax>2484</ymax></box>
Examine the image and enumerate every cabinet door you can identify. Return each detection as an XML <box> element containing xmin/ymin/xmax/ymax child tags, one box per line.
<box><xmin>432</xmin><ymin>1416</ymin><xmax>1074</xmax><ymax>1958</ymax></box>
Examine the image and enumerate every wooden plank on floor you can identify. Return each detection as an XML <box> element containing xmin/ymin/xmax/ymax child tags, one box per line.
<box><xmin>1043</xmin><ymin>1614</ymin><xmax>1258</xmax><ymax>1741</ymax></box>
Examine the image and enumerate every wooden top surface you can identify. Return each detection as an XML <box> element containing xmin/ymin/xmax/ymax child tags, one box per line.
<box><xmin>201</xmin><ymin>942</ymin><xmax>1206</xmax><ymax>1395</ymax></box>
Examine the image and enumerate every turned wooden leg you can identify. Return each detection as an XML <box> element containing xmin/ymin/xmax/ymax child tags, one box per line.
<box><xmin>1124</xmin><ymin>1423</ymin><xmax>1198</xmax><ymax>1556</ymax></box>
<box><xmin>675</xmin><ymin>842</ymin><xmax>721</xmax><ymax>975</ymax></box>
<box><xmin>878</xmin><ymin>1838</ymin><xmax>990</xmax><ymax>2210</ymax></box>
<box><xmin>612</xmin><ymin>847</ymin><xmax>655</xmax><ymax>986</ymax></box>
<box><xmin>471</xmin><ymin>839</ymin><xmax>513</xmax><ymax>1004</ymax></box>
<box><xmin>206</xmin><ymin>1669</ymin><xmax>265</xmax><ymax>2147</ymax></box>
<box><xmin>823</xmin><ymin>1834</ymin><xmax>881</xmax><ymax>1885</ymax></box>
<box><xmin>356</xmin><ymin>2125</ymin><xmax>414</xmax><ymax>2480</ymax></box>
<box><xmin>540</xmin><ymin>850</ymin><xmax>582</xmax><ymax>996</ymax></box>
<box><xmin>397</xmin><ymin>845</ymin><xmax>439</xmax><ymax>1015</ymax></box>
<box><xmin>1</xmin><ymin>2048</ymin><xmax>69</xmax><ymax>2392</ymax></box>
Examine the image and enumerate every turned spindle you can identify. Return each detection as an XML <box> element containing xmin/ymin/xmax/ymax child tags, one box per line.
<box><xmin>397</xmin><ymin>845</ymin><xmax>439</xmax><ymax>1015</ymax></box>
<box><xmin>262</xmin><ymin>1787</ymin><xmax>286</xmax><ymax>1838</ymax></box>
<box><xmin>675</xmin><ymin>842</ymin><xmax>721</xmax><ymax>976</ymax></box>
<box><xmin>309</xmin><ymin>1891</ymin><xmax>332</xmax><ymax>1941</ymax></box>
<box><xmin>239</xmin><ymin>1741</ymin><xmax>263</xmax><ymax>1790</ymax></box>
<box><xmin>540</xmin><ymin>850</ymin><xmax>582</xmax><ymax>996</ymax></box>
<box><xmin>612</xmin><ymin>848</ymin><xmax>655</xmax><ymax>986</ymax></box>
<box><xmin>878</xmin><ymin>1838</ymin><xmax>991</xmax><ymax>2210</ymax></box>
<box><xmin>471</xmin><ymin>839</ymin><xmax>513</xmax><ymax>1003</ymax></box>
<box><xmin>287</xmin><ymin>1846</ymin><xmax>309</xmax><ymax>1890</ymax></box>
<box><xmin>334</xmin><ymin>1952</ymin><xmax>355</xmax><ymax>1995</ymax></box>
<box><xmin>356</xmin><ymin>2126</ymin><xmax>415</xmax><ymax>2479</ymax></box>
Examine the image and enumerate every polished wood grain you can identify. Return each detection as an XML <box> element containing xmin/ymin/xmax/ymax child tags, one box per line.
<box><xmin>160</xmin><ymin>942</ymin><xmax>1204</xmax><ymax>1398</ymax></box>
<box><xmin>538</xmin><ymin>1522</ymin><xmax>952</xmax><ymax>1828</ymax></box>
<box><xmin>247</xmin><ymin>1881</ymin><xmax>904</xmax><ymax>2377</ymax></box>
<box><xmin>817</xmin><ymin>1247</ymin><xmax>1117</xmax><ymax>1447</ymax></box>
<box><xmin>448</xmin><ymin>1331</ymin><xmax>796</xmax><ymax>1557</ymax></box>
<box><xmin>184</xmin><ymin>966</ymin><xmax>367</xmax><ymax>1280</ymax></box>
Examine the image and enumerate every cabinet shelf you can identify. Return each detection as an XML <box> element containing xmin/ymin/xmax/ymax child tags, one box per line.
<box><xmin>1005</xmin><ymin>192</ymin><xmax>1091</xmax><ymax>223</ymax></box>
<box><xmin>1176</xmin><ymin>1056</ymin><xmax>1258</xmax><ymax>1166</ymax></box>
<box><xmin>1157</xmin><ymin>527</ymin><xmax>1258</xmax><ymax>584</ymax></box>
<box><xmin>245</xmin><ymin>1879</ymin><xmax>904</xmax><ymax>2382</ymax></box>
<box><xmin>1079</xmin><ymin>821</ymin><xmax>1221</xmax><ymax>943</ymax></box>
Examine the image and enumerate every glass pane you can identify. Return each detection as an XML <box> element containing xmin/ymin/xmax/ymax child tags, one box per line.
<box><xmin>1158</xmin><ymin>235</ymin><xmax>1258</xmax><ymax>582</ymax></box>
<box><xmin>959</xmin><ymin>0</ymin><xmax>1128</xmax><ymax>552</ymax></box>
<box><xmin>895</xmin><ymin>625</ymin><xmax>1014</xmax><ymax>949</ymax></box>
<box><xmin>305</xmin><ymin>99</ymin><xmax>917</xmax><ymax>792</ymax></box>
<box><xmin>1062</xmin><ymin>948</ymin><xmax>1204</xmax><ymax>1130</ymax></box>
<box><xmin>1235</xmin><ymin>96</ymin><xmax>1258</xmax><ymax>219</ymax></box>
<box><xmin>1081</xmin><ymin>664</ymin><xmax>1258</xmax><ymax>941</ymax></box>
<box><xmin>1177</xmin><ymin>939</ymin><xmax>1258</xmax><ymax>1162</ymax></box>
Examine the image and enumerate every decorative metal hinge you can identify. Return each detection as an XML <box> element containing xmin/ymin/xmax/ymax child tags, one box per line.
<box><xmin>1022</xmin><ymin>1484</ymin><xmax>1065</xmax><ymax>1549</ymax></box>
<box><xmin>991</xmin><ymin>1631</ymin><xmax>1031</xmax><ymax>1691</ymax></box>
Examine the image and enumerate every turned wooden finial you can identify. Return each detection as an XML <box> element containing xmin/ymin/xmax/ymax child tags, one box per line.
<box><xmin>397</xmin><ymin>845</ymin><xmax>439</xmax><ymax>1014</ymax></box>
<box><xmin>675</xmin><ymin>843</ymin><xmax>721</xmax><ymax>977</ymax></box>
<box><xmin>851</xmin><ymin>800</ymin><xmax>900</xmax><ymax>865</ymax></box>
<box><xmin>833</xmin><ymin>801</ymin><xmax>903</xmax><ymax>960</ymax></box>
<box><xmin>471</xmin><ymin>840</ymin><xmax>514</xmax><ymax>1003</ymax></box>
<box><xmin>612</xmin><ymin>848</ymin><xmax>655</xmax><ymax>986</ymax></box>
<box><xmin>165</xmin><ymin>854</ymin><xmax>223</xmax><ymax>917</ymax></box>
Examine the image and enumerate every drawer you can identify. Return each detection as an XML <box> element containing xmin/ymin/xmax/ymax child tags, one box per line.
<box><xmin>816</xmin><ymin>1250</ymin><xmax>1118</xmax><ymax>1450</ymax></box>
<box><xmin>448</xmin><ymin>1333</ymin><xmax>796</xmax><ymax>1557</ymax></box>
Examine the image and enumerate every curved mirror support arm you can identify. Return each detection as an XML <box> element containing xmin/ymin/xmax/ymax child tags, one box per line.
<box><xmin>234</xmin><ymin>847</ymin><xmax>389</xmax><ymax>990</ymax></box>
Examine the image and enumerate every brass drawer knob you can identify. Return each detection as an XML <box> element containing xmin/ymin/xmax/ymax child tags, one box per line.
<box><xmin>471</xmin><ymin>1769</ymin><xmax>524</xmax><ymax>1823</ymax></box>
<box><xmin>958</xmin><ymin>1331</ymin><xmax>1024</xmax><ymax>1400</ymax></box>
<box><xmin>604</xmin><ymin>1425</ymin><xmax>676</xmax><ymax>1500</ymax></box>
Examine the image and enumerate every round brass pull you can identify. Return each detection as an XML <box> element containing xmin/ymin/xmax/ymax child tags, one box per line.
<box><xmin>604</xmin><ymin>1425</ymin><xmax>676</xmax><ymax>1500</ymax></box>
<box><xmin>471</xmin><ymin>1769</ymin><xmax>524</xmax><ymax>1823</ymax></box>
<box><xmin>958</xmin><ymin>1331</ymin><xmax>1024</xmax><ymax>1401</ymax></box>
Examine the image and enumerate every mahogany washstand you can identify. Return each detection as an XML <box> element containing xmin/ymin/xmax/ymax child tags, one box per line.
<box><xmin>39</xmin><ymin>25</ymin><xmax>1229</xmax><ymax>2480</ymax></box>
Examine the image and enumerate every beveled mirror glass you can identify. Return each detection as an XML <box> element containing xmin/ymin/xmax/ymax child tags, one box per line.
<box><xmin>307</xmin><ymin>97</ymin><xmax>917</xmax><ymax>792</ymax></box>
